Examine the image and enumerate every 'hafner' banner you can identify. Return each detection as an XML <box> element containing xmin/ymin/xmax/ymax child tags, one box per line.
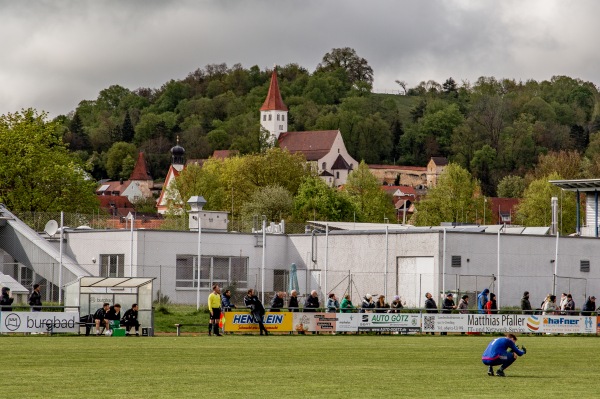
<box><xmin>0</xmin><ymin>312</ymin><xmax>78</xmax><ymax>333</ymax></box>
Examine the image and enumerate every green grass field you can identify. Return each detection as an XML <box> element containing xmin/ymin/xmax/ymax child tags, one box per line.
<box><xmin>1</xmin><ymin>334</ymin><xmax>597</xmax><ymax>398</ymax></box>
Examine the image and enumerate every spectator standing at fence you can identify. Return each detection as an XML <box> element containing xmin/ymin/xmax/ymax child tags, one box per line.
<box><xmin>94</xmin><ymin>303</ymin><xmax>110</xmax><ymax>335</ymax></box>
<box><xmin>28</xmin><ymin>284</ymin><xmax>42</xmax><ymax>312</ymax></box>
<box><xmin>520</xmin><ymin>291</ymin><xmax>532</xmax><ymax>314</ymax></box>
<box><xmin>374</xmin><ymin>295</ymin><xmax>389</xmax><ymax>313</ymax></box>
<box><xmin>440</xmin><ymin>293</ymin><xmax>455</xmax><ymax>335</ymax></box>
<box><xmin>304</xmin><ymin>290</ymin><xmax>320</xmax><ymax>312</ymax></box>
<box><xmin>270</xmin><ymin>292</ymin><xmax>284</xmax><ymax>312</ymax></box>
<box><xmin>390</xmin><ymin>296</ymin><xmax>403</xmax><ymax>313</ymax></box>
<box><xmin>288</xmin><ymin>290</ymin><xmax>299</xmax><ymax>312</ymax></box>
<box><xmin>581</xmin><ymin>296</ymin><xmax>596</xmax><ymax>316</ymax></box>
<box><xmin>105</xmin><ymin>304</ymin><xmax>122</xmax><ymax>331</ymax></box>
<box><xmin>424</xmin><ymin>292</ymin><xmax>437</xmax><ymax>335</ymax></box>
<box><xmin>361</xmin><ymin>294</ymin><xmax>375</xmax><ymax>313</ymax></box>
<box><xmin>559</xmin><ymin>293</ymin><xmax>568</xmax><ymax>314</ymax></box>
<box><xmin>208</xmin><ymin>284</ymin><xmax>222</xmax><ymax>337</ymax></box>
<box><xmin>485</xmin><ymin>293</ymin><xmax>497</xmax><ymax>314</ymax></box>
<box><xmin>457</xmin><ymin>295</ymin><xmax>469</xmax><ymax>314</ymax></box>
<box><xmin>121</xmin><ymin>304</ymin><xmax>140</xmax><ymax>336</ymax></box>
<box><xmin>340</xmin><ymin>294</ymin><xmax>355</xmax><ymax>313</ymax></box>
<box><xmin>542</xmin><ymin>295</ymin><xmax>557</xmax><ymax>315</ymax></box>
<box><xmin>477</xmin><ymin>288</ymin><xmax>489</xmax><ymax>314</ymax></box>
<box><xmin>482</xmin><ymin>333</ymin><xmax>526</xmax><ymax>377</ymax></box>
<box><xmin>244</xmin><ymin>289</ymin><xmax>268</xmax><ymax>336</ymax></box>
<box><xmin>564</xmin><ymin>294</ymin><xmax>575</xmax><ymax>314</ymax></box>
<box><xmin>221</xmin><ymin>290</ymin><xmax>236</xmax><ymax>312</ymax></box>
<box><xmin>0</xmin><ymin>287</ymin><xmax>14</xmax><ymax>311</ymax></box>
<box><xmin>326</xmin><ymin>293</ymin><xmax>339</xmax><ymax>313</ymax></box>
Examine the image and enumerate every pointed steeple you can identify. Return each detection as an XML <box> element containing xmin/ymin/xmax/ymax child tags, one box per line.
<box><xmin>260</xmin><ymin>68</ymin><xmax>288</xmax><ymax>111</ymax></box>
<box><xmin>129</xmin><ymin>151</ymin><xmax>152</xmax><ymax>181</ymax></box>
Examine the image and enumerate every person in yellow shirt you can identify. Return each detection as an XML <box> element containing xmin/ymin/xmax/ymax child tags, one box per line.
<box><xmin>208</xmin><ymin>284</ymin><xmax>222</xmax><ymax>336</ymax></box>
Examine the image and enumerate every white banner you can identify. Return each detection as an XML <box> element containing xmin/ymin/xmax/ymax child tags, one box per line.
<box><xmin>421</xmin><ymin>314</ymin><xmax>598</xmax><ymax>334</ymax></box>
<box><xmin>0</xmin><ymin>312</ymin><xmax>78</xmax><ymax>333</ymax></box>
<box><xmin>358</xmin><ymin>313</ymin><xmax>421</xmax><ymax>332</ymax></box>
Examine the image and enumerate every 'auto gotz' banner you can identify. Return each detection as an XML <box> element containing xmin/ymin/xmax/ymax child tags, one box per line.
<box><xmin>0</xmin><ymin>312</ymin><xmax>78</xmax><ymax>333</ymax></box>
<box><xmin>223</xmin><ymin>312</ymin><xmax>292</xmax><ymax>332</ymax></box>
<box><xmin>358</xmin><ymin>313</ymin><xmax>421</xmax><ymax>332</ymax></box>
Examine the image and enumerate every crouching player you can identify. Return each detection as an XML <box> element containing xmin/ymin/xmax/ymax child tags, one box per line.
<box><xmin>481</xmin><ymin>333</ymin><xmax>526</xmax><ymax>377</ymax></box>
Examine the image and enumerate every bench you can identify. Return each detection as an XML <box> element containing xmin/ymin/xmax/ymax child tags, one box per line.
<box><xmin>174</xmin><ymin>323</ymin><xmax>210</xmax><ymax>336</ymax></box>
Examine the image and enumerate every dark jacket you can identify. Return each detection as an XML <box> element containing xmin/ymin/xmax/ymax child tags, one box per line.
<box><xmin>244</xmin><ymin>295</ymin><xmax>265</xmax><ymax>317</ymax></box>
<box><xmin>581</xmin><ymin>298</ymin><xmax>596</xmax><ymax>316</ymax></box>
<box><xmin>521</xmin><ymin>296</ymin><xmax>532</xmax><ymax>313</ymax></box>
<box><xmin>105</xmin><ymin>306</ymin><xmax>121</xmax><ymax>321</ymax></box>
<box><xmin>28</xmin><ymin>290</ymin><xmax>42</xmax><ymax>311</ymax></box>
<box><xmin>425</xmin><ymin>297</ymin><xmax>438</xmax><ymax>314</ymax></box>
<box><xmin>442</xmin><ymin>298</ymin><xmax>455</xmax><ymax>314</ymax></box>
<box><xmin>288</xmin><ymin>295</ymin><xmax>299</xmax><ymax>312</ymax></box>
<box><xmin>270</xmin><ymin>295</ymin><xmax>284</xmax><ymax>312</ymax></box>
<box><xmin>304</xmin><ymin>295</ymin><xmax>319</xmax><ymax>311</ymax></box>
<box><xmin>93</xmin><ymin>307</ymin><xmax>107</xmax><ymax>321</ymax></box>
<box><xmin>221</xmin><ymin>295</ymin><xmax>235</xmax><ymax>311</ymax></box>
<box><xmin>374</xmin><ymin>301</ymin><xmax>389</xmax><ymax>313</ymax></box>
<box><xmin>361</xmin><ymin>298</ymin><xmax>375</xmax><ymax>313</ymax></box>
<box><xmin>390</xmin><ymin>300</ymin><xmax>403</xmax><ymax>313</ymax></box>
<box><xmin>121</xmin><ymin>308</ymin><xmax>138</xmax><ymax>324</ymax></box>
<box><xmin>0</xmin><ymin>288</ymin><xmax>14</xmax><ymax>311</ymax></box>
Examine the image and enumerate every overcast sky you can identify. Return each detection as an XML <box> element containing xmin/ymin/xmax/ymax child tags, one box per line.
<box><xmin>1</xmin><ymin>0</ymin><xmax>599</xmax><ymax>117</ymax></box>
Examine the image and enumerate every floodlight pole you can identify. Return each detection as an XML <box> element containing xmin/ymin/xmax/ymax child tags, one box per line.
<box><xmin>196</xmin><ymin>216</ymin><xmax>202</xmax><ymax>310</ymax></box>
<box><xmin>129</xmin><ymin>212</ymin><xmax>134</xmax><ymax>277</ymax></box>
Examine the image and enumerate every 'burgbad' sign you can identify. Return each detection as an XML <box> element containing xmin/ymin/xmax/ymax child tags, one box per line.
<box><xmin>0</xmin><ymin>312</ymin><xmax>78</xmax><ymax>333</ymax></box>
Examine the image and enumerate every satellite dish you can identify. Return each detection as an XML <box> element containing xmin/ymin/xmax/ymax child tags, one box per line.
<box><xmin>44</xmin><ymin>220</ymin><xmax>59</xmax><ymax>237</ymax></box>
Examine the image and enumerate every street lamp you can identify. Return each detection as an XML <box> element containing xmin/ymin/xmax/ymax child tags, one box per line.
<box><xmin>187</xmin><ymin>196</ymin><xmax>207</xmax><ymax>310</ymax></box>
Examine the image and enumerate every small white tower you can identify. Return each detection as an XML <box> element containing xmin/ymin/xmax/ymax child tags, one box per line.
<box><xmin>260</xmin><ymin>67</ymin><xmax>288</xmax><ymax>141</ymax></box>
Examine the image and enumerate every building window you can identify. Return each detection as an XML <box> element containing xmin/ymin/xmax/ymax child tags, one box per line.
<box><xmin>277</xmin><ymin>114</ymin><xmax>280</xmax><ymax>121</ymax></box>
<box><xmin>282</xmin><ymin>115</ymin><xmax>285</xmax><ymax>121</ymax></box>
<box><xmin>322</xmin><ymin>162</ymin><xmax>326</xmax><ymax>170</ymax></box>
<box><xmin>100</xmin><ymin>254</ymin><xmax>125</xmax><ymax>277</ymax></box>
<box><xmin>176</xmin><ymin>255</ymin><xmax>248</xmax><ymax>289</ymax></box>
<box><xmin>451</xmin><ymin>256</ymin><xmax>461</xmax><ymax>267</ymax></box>
<box><xmin>268</xmin><ymin>114</ymin><xmax>272</xmax><ymax>121</ymax></box>
<box><xmin>263</xmin><ymin>115</ymin><xmax>266</xmax><ymax>121</ymax></box>
<box><xmin>273</xmin><ymin>269</ymin><xmax>289</xmax><ymax>292</ymax></box>
<box><xmin>279</xmin><ymin>125</ymin><xmax>283</xmax><ymax>130</ymax></box>
<box><xmin>581</xmin><ymin>259</ymin><xmax>590</xmax><ymax>272</ymax></box>
<box><xmin>336</xmin><ymin>171</ymin><xmax>340</xmax><ymax>179</ymax></box>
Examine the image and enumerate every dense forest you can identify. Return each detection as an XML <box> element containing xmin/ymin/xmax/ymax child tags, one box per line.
<box><xmin>54</xmin><ymin>47</ymin><xmax>600</xmax><ymax>198</ymax></box>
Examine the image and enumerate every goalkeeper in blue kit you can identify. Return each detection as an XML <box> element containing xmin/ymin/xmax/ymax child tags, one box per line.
<box><xmin>481</xmin><ymin>333</ymin><xmax>526</xmax><ymax>377</ymax></box>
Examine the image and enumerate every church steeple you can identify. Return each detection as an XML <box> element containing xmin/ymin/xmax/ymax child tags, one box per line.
<box><xmin>170</xmin><ymin>136</ymin><xmax>185</xmax><ymax>166</ymax></box>
<box><xmin>260</xmin><ymin>67</ymin><xmax>288</xmax><ymax>141</ymax></box>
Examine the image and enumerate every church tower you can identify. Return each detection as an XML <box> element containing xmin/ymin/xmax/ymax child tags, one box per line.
<box><xmin>260</xmin><ymin>67</ymin><xmax>288</xmax><ymax>141</ymax></box>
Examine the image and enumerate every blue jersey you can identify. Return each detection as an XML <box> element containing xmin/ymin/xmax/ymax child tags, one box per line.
<box><xmin>482</xmin><ymin>337</ymin><xmax>524</xmax><ymax>361</ymax></box>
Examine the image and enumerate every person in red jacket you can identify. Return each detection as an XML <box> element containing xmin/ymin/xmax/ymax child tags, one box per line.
<box><xmin>485</xmin><ymin>293</ymin><xmax>497</xmax><ymax>314</ymax></box>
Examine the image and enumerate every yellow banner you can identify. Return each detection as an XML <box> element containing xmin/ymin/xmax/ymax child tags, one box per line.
<box><xmin>223</xmin><ymin>312</ymin><xmax>293</xmax><ymax>332</ymax></box>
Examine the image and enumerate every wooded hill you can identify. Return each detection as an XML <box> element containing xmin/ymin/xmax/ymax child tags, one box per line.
<box><xmin>54</xmin><ymin>48</ymin><xmax>600</xmax><ymax>197</ymax></box>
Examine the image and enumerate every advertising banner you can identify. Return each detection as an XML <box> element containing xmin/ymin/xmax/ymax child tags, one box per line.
<box><xmin>292</xmin><ymin>312</ymin><xmax>335</xmax><ymax>332</ymax></box>
<box><xmin>223</xmin><ymin>312</ymin><xmax>293</xmax><ymax>332</ymax></box>
<box><xmin>540</xmin><ymin>315</ymin><xmax>596</xmax><ymax>334</ymax></box>
<box><xmin>0</xmin><ymin>312</ymin><xmax>78</xmax><ymax>333</ymax></box>
<box><xmin>357</xmin><ymin>313</ymin><xmax>421</xmax><ymax>333</ymax></box>
<box><xmin>336</xmin><ymin>313</ymin><xmax>359</xmax><ymax>332</ymax></box>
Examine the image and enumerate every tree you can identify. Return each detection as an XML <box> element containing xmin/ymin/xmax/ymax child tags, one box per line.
<box><xmin>105</xmin><ymin>142</ymin><xmax>137</xmax><ymax>180</ymax></box>
<box><xmin>413</xmin><ymin>164</ymin><xmax>481</xmax><ymax>226</ymax></box>
<box><xmin>293</xmin><ymin>176</ymin><xmax>355</xmax><ymax>221</ymax></box>
<box><xmin>395</xmin><ymin>80</ymin><xmax>407</xmax><ymax>95</ymax></box>
<box><xmin>497</xmin><ymin>175</ymin><xmax>526</xmax><ymax>198</ymax></box>
<box><xmin>316</xmin><ymin>47</ymin><xmax>374</xmax><ymax>88</ymax></box>
<box><xmin>241</xmin><ymin>185</ymin><xmax>293</xmax><ymax>222</ymax></box>
<box><xmin>0</xmin><ymin>109</ymin><xmax>98</xmax><ymax>212</ymax></box>
<box><xmin>121</xmin><ymin>111</ymin><xmax>135</xmax><ymax>142</ymax></box>
<box><xmin>343</xmin><ymin>161</ymin><xmax>396</xmax><ymax>222</ymax></box>
<box><xmin>515</xmin><ymin>172</ymin><xmax>577</xmax><ymax>233</ymax></box>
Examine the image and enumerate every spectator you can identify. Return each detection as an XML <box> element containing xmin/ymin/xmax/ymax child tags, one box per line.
<box><xmin>105</xmin><ymin>304</ymin><xmax>122</xmax><ymax>331</ymax></box>
<box><xmin>270</xmin><ymin>292</ymin><xmax>284</xmax><ymax>312</ymax></box>
<box><xmin>458</xmin><ymin>295</ymin><xmax>469</xmax><ymax>314</ymax></box>
<box><xmin>304</xmin><ymin>290</ymin><xmax>320</xmax><ymax>312</ymax></box>
<box><xmin>361</xmin><ymin>294</ymin><xmax>375</xmax><ymax>313</ymax></box>
<box><xmin>564</xmin><ymin>294</ymin><xmax>575</xmax><ymax>314</ymax></box>
<box><xmin>581</xmin><ymin>296</ymin><xmax>596</xmax><ymax>316</ymax></box>
<box><xmin>543</xmin><ymin>295</ymin><xmax>557</xmax><ymax>315</ymax></box>
<box><xmin>28</xmin><ymin>284</ymin><xmax>42</xmax><ymax>312</ymax></box>
<box><xmin>485</xmin><ymin>293</ymin><xmax>497</xmax><ymax>314</ymax></box>
<box><xmin>390</xmin><ymin>296</ymin><xmax>403</xmax><ymax>313</ymax></box>
<box><xmin>340</xmin><ymin>294</ymin><xmax>355</xmax><ymax>313</ymax></box>
<box><xmin>93</xmin><ymin>303</ymin><xmax>110</xmax><ymax>335</ymax></box>
<box><xmin>520</xmin><ymin>291</ymin><xmax>532</xmax><ymax>314</ymax></box>
<box><xmin>288</xmin><ymin>290</ymin><xmax>299</xmax><ymax>312</ymax></box>
<box><xmin>0</xmin><ymin>287</ymin><xmax>14</xmax><ymax>311</ymax></box>
<box><xmin>244</xmin><ymin>289</ymin><xmax>268</xmax><ymax>336</ymax></box>
<box><xmin>121</xmin><ymin>304</ymin><xmax>140</xmax><ymax>336</ymax></box>
<box><xmin>207</xmin><ymin>284</ymin><xmax>222</xmax><ymax>336</ymax></box>
<box><xmin>221</xmin><ymin>290</ymin><xmax>236</xmax><ymax>312</ymax></box>
<box><xmin>477</xmin><ymin>288</ymin><xmax>489</xmax><ymax>314</ymax></box>
<box><xmin>442</xmin><ymin>293</ymin><xmax>456</xmax><ymax>314</ymax></box>
<box><xmin>326</xmin><ymin>293</ymin><xmax>339</xmax><ymax>313</ymax></box>
<box><xmin>559</xmin><ymin>293</ymin><xmax>568</xmax><ymax>314</ymax></box>
<box><xmin>374</xmin><ymin>295</ymin><xmax>389</xmax><ymax>313</ymax></box>
<box><xmin>424</xmin><ymin>292</ymin><xmax>437</xmax><ymax>335</ymax></box>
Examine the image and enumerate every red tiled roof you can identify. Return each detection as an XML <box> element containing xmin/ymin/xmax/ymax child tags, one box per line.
<box><xmin>278</xmin><ymin>130</ymin><xmax>338</xmax><ymax>161</ymax></box>
<box><xmin>129</xmin><ymin>152</ymin><xmax>152</xmax><ymax>180</ymax></box>
<box><xmin>212</xmin><ymin>150</ymin><xmax>239</xmax><ymax>159</ymax></box>
<box><xmin>97</xmin><ymin>180</ymin><xmax>132</xmax><ymax>195</ymax></box>
<box><xmin>260</xmin><ymin>68</ymin><xmax>288</xmax><ymax>111</ymax></box>
<box><xmin>488</xmin><ymin>197</ymin><xmax>520</xmax><ymax>224</ymax></box>
<box><xmin>381</xmin><ymin>185</ymin><xmax>417</xmax><ymax>196</ymax></box>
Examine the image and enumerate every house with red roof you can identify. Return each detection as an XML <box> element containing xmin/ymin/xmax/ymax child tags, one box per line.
<box><xmin>261</xmin><ymin>68</ymin><xmax>358</xmax><ymax>187</ymax></box>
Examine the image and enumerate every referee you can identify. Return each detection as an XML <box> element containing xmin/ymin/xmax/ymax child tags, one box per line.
<box><xmin>208</xmin><ymin>284</ymin><xmax>223</xmax><ymax>336</ymax></box>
